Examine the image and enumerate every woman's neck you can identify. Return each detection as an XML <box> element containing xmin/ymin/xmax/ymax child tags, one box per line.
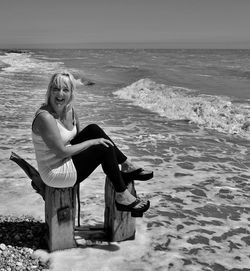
<box><xmin>46</xmin><ymin>104</ymin><xmax>67</xmax><ymax>120</ymax></box>
<box><xmin>56</xmin><ymin>109</ymin><xmax>65</xmax><ymax>119</ymax></box>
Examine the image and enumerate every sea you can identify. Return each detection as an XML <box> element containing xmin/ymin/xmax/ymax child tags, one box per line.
<box><xmin>1</xmin><ymin>49</ymin><xmax>250</xmax><ymax>271</ymax></box>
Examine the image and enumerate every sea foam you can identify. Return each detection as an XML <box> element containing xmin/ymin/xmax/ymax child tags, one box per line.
<box><xmin>114</xmin><ymin>78</ymin><xmax>250</xmax><ymax>137</ymax></box>
<box><xmin>0</xmin><ymin>52</ymin><xmax>63</xmax><ymax>74</ymax></box>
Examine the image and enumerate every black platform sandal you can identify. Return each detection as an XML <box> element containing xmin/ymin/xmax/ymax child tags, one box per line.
<box><xmin>115</xmin><ymin>198</ymin><xmax>150</xmax><ymax>216</ymax></box>
<box><xmin>131</xmin><ymin>211</ymin><xmax>144</xmax><ymax>217</ymax></box>
<box><xmin>121</xmin><ymin>168</ymin><xmax>153</xmax><ymax>184</ymax></box>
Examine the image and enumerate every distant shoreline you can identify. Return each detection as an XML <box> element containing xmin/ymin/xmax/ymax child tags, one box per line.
<box><xmin>1</xmin><ymin>47</ymin><xmax>250</xmax><ymax>52</ymax></box>
<box><xmin>0</xmin><ymin>42</ymin><xmax>250</xmax><ymax>50</ymax></box>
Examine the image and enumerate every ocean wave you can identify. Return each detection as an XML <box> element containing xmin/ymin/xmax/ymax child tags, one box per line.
<box><xmin>0</xmin><ymin>52</ymin><xmax>63</xmax><ymax>74</ymax></box>
<box><xmin>114</xmin><ymin>78</ymin><xmax>250</xmax><ymax>137</ymax></box>
<box><xmin>196</xmin><ymin>74</ymin><xmax>213</xmax><ymax>77</ymax></box>
<box><xmin>104</xmin><ymin>64</ymin><xmax>139</xmax><ymax>70</ymax></box>
<box><xmin>0</xmin><ymin>60</ymin><xmax>10</xmax><ymax>70</ymax></box>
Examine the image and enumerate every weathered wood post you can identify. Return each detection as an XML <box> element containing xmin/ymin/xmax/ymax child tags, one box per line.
<box><xmin>104</xmin><ymin>178</ymin><xmax>136</xmax><ymax>241</ymax></box>
<box><xmin>10</xmin><ymin>152</ymin><xmax>138</xmax><ymax>248</ymax></box>
<box><xmin>45</xmin><ymin>185</ymin><xmax>77</xmax><ymax>251</ymax></box>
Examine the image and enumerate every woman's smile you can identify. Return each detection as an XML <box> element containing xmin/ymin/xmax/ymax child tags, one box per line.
<box><xmin>55</xmin><ymin>97</ymin><xmax>65</xmax><ymax>105</ymax></box>
<box><xmin>50</xmin><ymin>86</ymin><xmax>71</xmax><ymax>110</ymax></box>
<box><xmin>52</xmin><ymin>96</ymin><xmax>67</xmax><ymax>108</ymax></box>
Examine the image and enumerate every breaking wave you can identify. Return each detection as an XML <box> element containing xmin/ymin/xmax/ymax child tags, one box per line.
<box><xmin>0</xmin><ymin>52</ymin><xmax>63</xmax><ymax>74</ymax></box>
<box><xmin>114</xmin><ymin>78</ymin><xmax>250</xmax><ymax>137</ymax></box>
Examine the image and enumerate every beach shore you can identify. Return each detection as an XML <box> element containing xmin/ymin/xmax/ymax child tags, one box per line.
<box><xmin>1</xmin><ymin>48</ymin><xmax>250</xmax><ymax>270</ymax></box>
<box><xmin>0</xmin><ymin>215</ymin><xmax>49</xmax><ymax>271</ymax></box>
<box><xmin>2</xmin><ymin>161</ymin><xmax>250</xmax><ymax>271</ymax></box>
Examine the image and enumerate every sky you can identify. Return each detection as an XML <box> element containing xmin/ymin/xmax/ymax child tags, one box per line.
<box><xmin>0</xmin><ymin>0</ymin><xmax>250</xmax><ymax>49</ymax></box>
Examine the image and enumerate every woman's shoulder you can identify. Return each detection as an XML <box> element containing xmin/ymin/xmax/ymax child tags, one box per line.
<box><xmin>35</xmin><ymin>105</ymin><xmax>54</xmax><ymax>118</ymax></box>
<box><xmin>34</xmin><ymin>104</ymin><xmax>47</xmax><ymax>114</ymax></box>
<box><xmin>36</xmin><ymin>109</ymin><xmax>55</xmax><ymax>122</ymax></box>
<box><xmin>32</xmin><ymin>105</ymin><xmax>55</xmax><ymax>132</ymax></box>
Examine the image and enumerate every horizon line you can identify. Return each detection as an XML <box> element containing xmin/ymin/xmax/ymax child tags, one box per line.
<box><xmin>0</xmin><ymin>41</ymin><xmax>250</xmax><ymax>50</ymax></box>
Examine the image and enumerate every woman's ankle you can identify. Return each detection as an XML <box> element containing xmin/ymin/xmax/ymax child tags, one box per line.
<box><xmin>121</xmin><ymin>160</ymin><xmax>128</xmax><ymax>172</ymax></box>
<box><xmin>121</xmin><ymin>159</ymin><xmax>136</xmax><ymax>172</ymax></box>
<box><xmin>115</xmin><ymin>189</ymin><xmax>136</xmax><ymax>205</ymax></box>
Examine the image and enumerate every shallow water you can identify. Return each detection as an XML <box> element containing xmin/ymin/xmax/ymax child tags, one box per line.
<box><xmin>1</xmin><ymin>49</ymin><xmax>250</xmax><ymax>270</ymax></box>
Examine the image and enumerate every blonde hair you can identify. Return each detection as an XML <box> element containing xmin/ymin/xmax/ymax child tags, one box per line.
<box><xmin>45</xmin><ymin>71</ymin><xmax>76</xmax><ymax>107</ymax></box>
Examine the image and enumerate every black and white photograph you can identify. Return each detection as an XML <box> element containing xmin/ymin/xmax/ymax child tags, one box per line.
<box><xmin>1</xmin><ymin>0</ymin><xmax>250</xmax><ymax>270</ymax></box>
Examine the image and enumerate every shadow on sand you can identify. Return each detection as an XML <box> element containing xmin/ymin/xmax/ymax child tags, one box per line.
<box><xmin>0</xmin><ymin>215</ymin><xmax>120</xmax><ymax>253</ymax></box>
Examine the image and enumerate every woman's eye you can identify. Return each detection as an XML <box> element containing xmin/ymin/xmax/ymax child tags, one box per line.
<box><xmin>52</xmin><ymin>88</ymin><xmax>60</xmax><ymax>92</ymax></box>
<box><xmin>52</xmin><ymin>88</ymin><xmax>69</xmax><ymax>92</ymax></box>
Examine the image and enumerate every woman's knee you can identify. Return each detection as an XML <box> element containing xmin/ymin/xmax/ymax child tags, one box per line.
<box><xmin>86</xmin><ymin>123</ymin><xmax>104</xmax><ymax>136</ymax></box>
<box><xmin>96</xmin><ymin>143</ymin><xmax>116</xmax><ymax>158</ymax></box>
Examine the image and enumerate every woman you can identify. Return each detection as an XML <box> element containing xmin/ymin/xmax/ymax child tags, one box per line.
<box><xmin>32</xmin><ymin>72</ymin><xmax>152</xmax><ymax>216</ymax></box>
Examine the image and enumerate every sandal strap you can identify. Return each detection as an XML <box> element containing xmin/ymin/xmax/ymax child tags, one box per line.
<box><xmin>127</xmin><ymin>198</ymin><xmax>141</xmax><ymax>208</ymax></box>
<box><xmin>122</xmin><ymin>168</ymin><xmax>143</xmax><ymax>174</ymax></box>
<box><xmin>129</xmin><ymin>198</ymin><xmax>149</xmax><ymax>209</ymax></box>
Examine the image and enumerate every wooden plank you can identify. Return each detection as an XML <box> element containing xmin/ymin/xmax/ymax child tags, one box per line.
<box><xmin>104</xmin><ymin>178</ymin><xmax>136</xmax><ymax>242</ymax></box>
<box><xmin>45</xmin><ymin>186</ymin><xmax>77</xmax><ymax>251</ymax></box>
<box><xmin>75</xmin><ymin>225</ymin><xmax>107</xmax><ymax>246</ymax></box>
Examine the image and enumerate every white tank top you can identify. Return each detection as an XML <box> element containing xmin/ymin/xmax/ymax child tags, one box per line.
<box><xmin>32</xmin><ymin>110</ymin><xmax>77</xmax><ymax>188</ymax></box>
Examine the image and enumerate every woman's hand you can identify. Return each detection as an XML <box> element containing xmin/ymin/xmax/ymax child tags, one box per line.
<box><xmin>92</xmin><ymin>138</ymin><xmax>114</xmax><ymax>147</ymax></box>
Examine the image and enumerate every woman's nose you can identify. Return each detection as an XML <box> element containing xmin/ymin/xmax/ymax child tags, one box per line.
<box><xmin>58</xmin><ymin>89</ymin><xmax>64</xmax><ymax>95</ymax></box>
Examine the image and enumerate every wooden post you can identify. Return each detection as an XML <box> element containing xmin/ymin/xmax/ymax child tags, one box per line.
<box><xmin>10</xmin><ymin>151</ymin><xmax>138</xmax><ymax>246</ymax></box>
<box><xmin>104</xmin><ymin>178</ymin><xmax>136</xmax><ymax>242</ymax></box>
<box><xmin>45</xmin><ymin>185</ymin><xmax>77</xmax><ymax>251</ymax></box>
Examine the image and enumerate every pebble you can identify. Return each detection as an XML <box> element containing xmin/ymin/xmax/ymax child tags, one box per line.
<box><xmin>14</xmin><ymin>234</ymin><xmax>21</xmax><ymax>241</ymax></box>
<box><xmin>0</xmin><ymin>243</ymin><xmax>6</xmax><ymax>250</ymax></box>
<box><xmin>2</xmin><ymin>251</ymin><xmax>8</xmax><ymax>257</ymax></box>
<box><xmin>0</xmin><ymin>215</ymin><xmax>49</xmax><ymax>271</ymax></box>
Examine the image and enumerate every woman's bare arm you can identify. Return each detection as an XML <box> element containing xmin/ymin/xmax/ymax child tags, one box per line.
<box><xmin>33</xmin><ymin>111</ymin><xmax>113</xmax><ymax>159</ymax></box>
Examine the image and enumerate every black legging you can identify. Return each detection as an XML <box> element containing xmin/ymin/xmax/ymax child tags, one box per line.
<box><xmin>70</xmin><ymin>124</ymin><xmax>127</xmax><ymax>192</ymax></box>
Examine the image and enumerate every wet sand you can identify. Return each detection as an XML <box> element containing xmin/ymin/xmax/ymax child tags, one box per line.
<box><xmin>3</xmin><ymin>115</ymin><xmax>250</xmax><ymax>270</ymax></box>
<box><xmin>1</xmin><ymin>49</ymin><xmax>250</xmax><ymax>270</ymax></box>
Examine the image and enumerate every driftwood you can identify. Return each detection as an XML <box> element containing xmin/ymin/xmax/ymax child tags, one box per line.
<box><xmin>104</xmin><ymin>177</ymin><xmax>136</xmax><ymax>241</ymax></box>
<box><xmin>10</xmin><ymin>152</ymin><xmax>46</xmax><ymax>199</ymax></box>
<box><xmin>9</xmin><ymin>152</ymin><xmax>81</xmax><ymax>226</ymax></box>
<box><xmin>10</xmin><ymin>152</ymin><xmax>138</xmax><ymax>250</ymax></box>
<box><xmin>45</xmin><ymin>185</ymin><xmax>77</xmax><ymax>251</ymax></box>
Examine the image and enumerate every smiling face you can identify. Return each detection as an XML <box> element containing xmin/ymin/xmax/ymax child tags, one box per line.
<box><xmin>50</xmin><ymin>85</ymin><xmax>71</xmax><ymax>111</ymax></box>
<box><xmin>46</xmin><ymin>72</ymin><xmax>75</xmax><ymax>114</ymax></box>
